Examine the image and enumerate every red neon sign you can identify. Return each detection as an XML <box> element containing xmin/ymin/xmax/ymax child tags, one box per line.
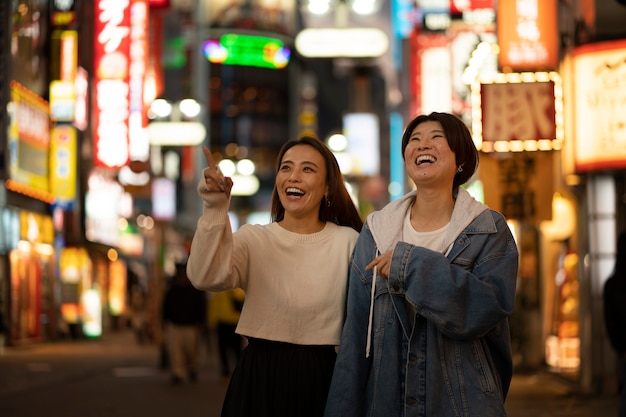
<box><xmin>93</xmin><ymin>0</ymin><xmax>131</xmax><ymax>169</ymax></box>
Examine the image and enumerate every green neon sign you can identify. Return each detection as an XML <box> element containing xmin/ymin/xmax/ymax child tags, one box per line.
<box><xmin>203</xmin><ymin>34</ymin><xmax>291</xmax><ymax>69</ymax></box>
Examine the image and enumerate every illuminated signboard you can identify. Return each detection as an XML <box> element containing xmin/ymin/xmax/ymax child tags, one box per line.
<box><xmin>203</xmin><ymin>34</ymin><xmax>291</xmax><ymax>69</ymax></box>
<box><xmin>343</xmin><ymin>113</ymin><xmax>381</xmax><ymax>176</ymax></box>
<box><xmin>409</xmin><ymin>33</ymin><xmax>450</xmax><ymax>116</ymax></box>
<box><xmin>128</xmin><ymin>0</ymin><xmax>150</xmax><ymax>162</ymax></box>
<box><xmin>8</xmin><ymin>81</ymin><xmax>50</xmax><ymax>192</ymax></box>
<box><xmin>496</xmin><ymin>0</ymin><xmax>558</xmax><ymax>71</ymax></box>
<box><xmin>93</xmin><ymin>0</ymin><xmax>131</xmax><ymax>169</ymax></box>
<box><xmin>50</xmin><ymin>0</ymin><xmax>76</xmax><ymax>27</ymax></box>
<box><xmin>50</xmin><ymin>125</ymin><xmax>77</xmax><ymax>204</ymax></box>
<box><xmin>572</xmin><ymin>39</ymin><xmax>626</xmax><ymax>173</ymax></box>
<box><xmin>470</xmin><ymin>72</ymin><xmax>564</xmax><ymax>152</ymax></box>
<box><xmin>50</xmin><ymin>30</ymin><xmax>78</xmax><ymax>122</ymax></box>
<box><xmin>295</xmin><ymin>28</ymin><xmax>389</xmax><ymax>58</ymax></box>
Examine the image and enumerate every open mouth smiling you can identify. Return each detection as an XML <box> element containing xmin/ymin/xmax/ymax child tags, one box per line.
<box><xmin>416</xmin><ymin>155</ymin><xmax>436</xmax><ymax>165</ymax></box>
<box><xmin>286</xmin><ymin>187</ymin><xmax>305</xmax><ymax>197</ymax></box>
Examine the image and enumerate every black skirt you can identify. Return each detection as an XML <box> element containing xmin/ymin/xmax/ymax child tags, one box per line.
<box><xmin>221</xmin><ymin>337</ymin><xmax>337</xmax><ymax>417</ymax></box>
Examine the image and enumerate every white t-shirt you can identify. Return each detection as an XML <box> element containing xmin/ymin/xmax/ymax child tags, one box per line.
<box><xmin>402</xmin><ymin>208</ymin><xmax>450</xmax><ymax>253</ymax></box>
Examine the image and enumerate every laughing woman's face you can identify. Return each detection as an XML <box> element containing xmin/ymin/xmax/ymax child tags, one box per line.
<box><xmin>276</xmin><ymin>144</ymin><xmax>328</xmax><ymax>223</ymax></box>
<box><xmin>404</xmin><ymin>120</ymin><xmax>457</xmax><ymax>189</ymax></box>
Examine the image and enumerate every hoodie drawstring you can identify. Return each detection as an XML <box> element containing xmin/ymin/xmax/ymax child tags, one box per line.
<box><xmin>366</xmin><ymin>266</ymin><xmax>377</xmax><ymax>358</ymax></box>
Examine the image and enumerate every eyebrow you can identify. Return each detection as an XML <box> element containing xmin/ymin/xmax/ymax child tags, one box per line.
<box><xmin>412</xmin><ymin>129</ymin><xmax>445</xmax><ymax>136</ymax></box>
<box><xmin>281</xmin><ymin>159</ymin><xmax>320</xmax><ymax>168</ymax></box>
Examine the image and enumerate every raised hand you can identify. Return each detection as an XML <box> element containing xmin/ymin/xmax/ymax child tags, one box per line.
<box><xmin>201</xmin><ymin>145</ymin><xmax>233</xmax><ymax>199</ymax></box>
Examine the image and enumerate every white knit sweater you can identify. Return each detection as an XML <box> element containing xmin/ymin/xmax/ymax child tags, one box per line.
<box><xmin>187</xmin><ymin>192</ymin><xmax>359</xmax><ymax>346</ymax></box>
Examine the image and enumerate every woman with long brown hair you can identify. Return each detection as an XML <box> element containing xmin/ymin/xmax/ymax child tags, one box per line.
<box><xmin>187</xmin><ymin>136</ymin><xmax>362</xmax><ymax>417</ymax></box>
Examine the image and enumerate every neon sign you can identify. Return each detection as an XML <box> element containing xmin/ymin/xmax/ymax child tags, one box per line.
<box><xmin>203</xmin><ymin>34</ymin><xmax>290</xmax><ymax>69</ymax></box>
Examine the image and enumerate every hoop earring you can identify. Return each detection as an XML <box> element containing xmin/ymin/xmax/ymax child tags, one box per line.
<box><xmin>457</xmin><ymin>166</ymin><xmax>463</xmax><ymax>173</ymax></box>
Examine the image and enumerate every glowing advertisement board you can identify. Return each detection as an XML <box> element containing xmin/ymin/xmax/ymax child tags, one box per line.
<box><xmin>572</xmin><ymin>40</ymin><xmax>626</xmax><ymax>172</ymax></box>
<box><xmin>496</xmin><ymin>0</ymin><xmax>558</xmax><ymax>71</ymax></box>
<box><xmin>93</xmin><ymin>0</ymin><xmax>131</xmax><ymax>169</ymax></box>
<box><xmin>8</xmin><ymin>81</ymin><xmax>50</xmax><ymax>192</ymax></box>
<box><xmin>471</xmin><ymin>72</ymin><xmax>563</xmax><ymax>152</ymax></box>
<box><xmin>203</xmin><ymin>34</ymin><xmax>291</xmax><ymax>69</ymax></box>
<box><xmin>49</xmin><ymin>125</ymin><xmax>77</xmax><ymax>204</ymax></box>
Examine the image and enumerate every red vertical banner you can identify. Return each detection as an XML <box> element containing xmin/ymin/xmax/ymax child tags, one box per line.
<box><xmin>147</xmin><ymin>10</ymin><xmax>164</xmax><ymax>103</ymax></box>
<box><xmin>93</xmin><ymin>0</ymin><xmax>132</xmax><ymax>169</ymax></box>
<box><xmin>129</xmin><ymin>0</ymin><xmax>150</xmax><ymax>162</ymax></box>
<box><xmin>409</xmin><ymin>31</ymin><xmax>450</xmax><ymax>116</ymax></box>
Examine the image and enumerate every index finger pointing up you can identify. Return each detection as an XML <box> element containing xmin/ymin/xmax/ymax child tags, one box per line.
<box><xmin>202</xmin><ymin>145</ymin><xmax>216</xmax><ymax>170</ymax></box>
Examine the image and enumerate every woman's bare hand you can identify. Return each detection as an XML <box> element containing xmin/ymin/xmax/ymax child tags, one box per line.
<box><xmin>201</xmin><ymin>145</ymin><xmax>233</xmax><ymax>198</ymax></box>
<box><xmin>366</xmin><ymin>249</ymin><xmax>393</xmax><ymax>279</ymax></box>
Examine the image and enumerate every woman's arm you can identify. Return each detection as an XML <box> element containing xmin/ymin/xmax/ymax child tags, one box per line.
<box><xmin>392</xmin><ymin>213</ymin><xmax>518</xmax><ymax>339</ymax></box>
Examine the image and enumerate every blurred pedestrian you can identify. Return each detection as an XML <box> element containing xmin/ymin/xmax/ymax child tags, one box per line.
<box><xmin>324</xmin><ymin>112</ymin><xmax>519</xmax><ymax>417</ymax></box>
<box><xmin>0</xmin><ymin>302</ymin><xmax>5</xmax><ymax>356</ymax></box>
<box><xmin>187</xmin><ymin>136</ymin><xmax>363</xmax><ymax>417</ymax></box>
<box><xmin>208</xmin><ymin>288</ymin><xmax>245</xmax><ymax>380</ymax></box>
<box><xmin>604</xmin><ymin>231</ymin><xmax>626</xmax><ymax>417</ymax></box>
<box><xmin>128</xmin><ymin>284</ymin><xmax>147</xmax><ymax>344</ymax></box>
<box><xmin>162</xmin><ymin>262</ymin><xmax>207</xmax><ymax>385</ymax></box>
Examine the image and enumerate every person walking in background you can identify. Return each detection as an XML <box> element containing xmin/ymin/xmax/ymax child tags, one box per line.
<box><xmin>128</xmin><ymin>284</ymin><xmax>147</xmax><ymax>345</ymax></box>
<box><xmin>187</xmin><ymin>136</ymin><xmax>363</xmax><ymax>417</ymax></box>
<box><xmin>162</xmin><ymin>262</ymin><xmax>207</xmax><ymax>385</ymax></box>
<box><xmin>603</xmin><ymin>231</ymin><xmax>626</xmax><ymax>417</ymax></box>
<box><xmin>208</xmin><ymin>288</ymin><xmax>245</xmax><ymax>380</ymax></box>
<box><xmin>324</xmin><ymin>112</ymin><xmax>519</xmax><ymax>417</ymax></box>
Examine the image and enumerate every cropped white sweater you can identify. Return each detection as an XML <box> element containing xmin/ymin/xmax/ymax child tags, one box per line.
<box><xmin>187</xmin><ymin>191</ymin><xmax>358</xmax><ymax>346</ymax></box>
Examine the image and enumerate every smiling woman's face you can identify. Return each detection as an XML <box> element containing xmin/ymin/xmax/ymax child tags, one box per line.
<box><xmin>276</xmin><ymin>144</ymin><xmax>328</xmax><ymax>221</ymax></box>
<box><xmin>404</xmin><ymin>120</ymin><xmax>457</xmax><ymax>188</ymax></box>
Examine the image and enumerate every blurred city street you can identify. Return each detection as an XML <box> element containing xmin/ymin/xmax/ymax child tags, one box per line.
<box><xmin>0</xmin><ymin>330</ymin><xmax>619</xmax><ymax>417</ymax></box>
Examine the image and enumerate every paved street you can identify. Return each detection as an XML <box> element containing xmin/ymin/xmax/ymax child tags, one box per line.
<box><xmin>0</xmin><ymin>330</ymin><xmax>619</xmax><ymax>417</ymax></box>
<box><xmin>0</xmin><ymin>331</ymin><xmax>228</xmax><ymax>417</ymax></box>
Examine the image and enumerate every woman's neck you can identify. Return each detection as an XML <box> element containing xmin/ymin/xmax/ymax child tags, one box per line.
<box><xmin>410</xmin><ymin>188</ymin><xmax>455</xmax><ymax>232</ymax></box>
<box><xmin>278</xmin><ymin>215</ymin><xmax>326</xmax><ymax>234</ymax></box>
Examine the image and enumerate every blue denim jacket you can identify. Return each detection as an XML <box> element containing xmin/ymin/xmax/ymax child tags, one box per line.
<box><xmin>324</xmin><ymin>190</ymin><xmax>519</xmax><ymax>417</ymax></box>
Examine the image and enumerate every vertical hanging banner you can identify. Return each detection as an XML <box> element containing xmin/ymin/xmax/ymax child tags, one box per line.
<box><xmin>496</xmin><ymin>0</ymin><xmax>558</xmax><ymax>71</ymax></box>
<box><xmin>49</xmin><ymin>125</ymin><xmax>77</xmax><ymax>204</ymax></box>
<box><xmin>128</xmin><ymin>0</ymin><xmax>149</xmax><ymax>162</ymax></box>
<box><xmin>9</xmin><ymin>82</ymin><xmax>51</xmax><ymax>192</ymax></box>
<box><xmin>93</xmin><ymin>0</ymin><xmax>131</xmax><ymax>169</ymax></box>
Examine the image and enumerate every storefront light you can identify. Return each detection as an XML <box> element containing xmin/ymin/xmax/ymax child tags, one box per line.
<box><xmin>216</xmin><ymin>158</ymin><xmax>259</xmax><ymax>196</ymax></box>
<box><xmin>230</xmin><ymin>175</ymin><xmax>260</xmax><ymax>196</ymax></box>
<box><xmin>107</xmin><ymin>248</ymin><xmax>118</xmax><ymax>262</ymax></box>
<box><xmin>306</xmin><ymin>0</ymin><xmax>381</xmax><ymax>15</ymax></box>
<box><xmin>307</xmin><ymin>0</ymin><xmax>334</xmax><ymax>15</ymax></box>
<box><xmin>178</xmin><ymin>98</ymin><xmax>201</xmax><ymax>118</ymax></box>
<box><xmin>328</xmin><ymin>133</ymin><xmax>348</xmax><ymax>152</ymax></box>
<box><xmin>236</xmin><ymin>159</ymin><xmax>255</xmax><ymax>176</ymax></box>
<box><xmin>17</xmin><ymin>240</ymin><xmax>31</xmax><ymax>252</ymax></box>
<box><xmin>218</xmin><ymin>159</ymin><xmax>237</xmax><ymax>176</ymax></box>
<box><xmin>350</xmin><ymin>0</ymin><xmax>379</xmax><ymax>15</ymax></box>
<box><xmin>148</xmin><ymin>98</ymin><xmax>172</xmax><ymax>119</ymax></box>
<box><xmin>34</xmin><ymin>243</ymin><xmax>54</xmax><ymax>256</ymax></box>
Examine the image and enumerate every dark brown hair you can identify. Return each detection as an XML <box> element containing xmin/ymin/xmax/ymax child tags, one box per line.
<box><xmin>401</xmin><ymin>112</ymin><xmax>479</xmax><ymax>190</ymax></box>
<box><xmin>270</xmin><ymin>136</ymin><xmax>363</xmax><ymax>232</ymax></box>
